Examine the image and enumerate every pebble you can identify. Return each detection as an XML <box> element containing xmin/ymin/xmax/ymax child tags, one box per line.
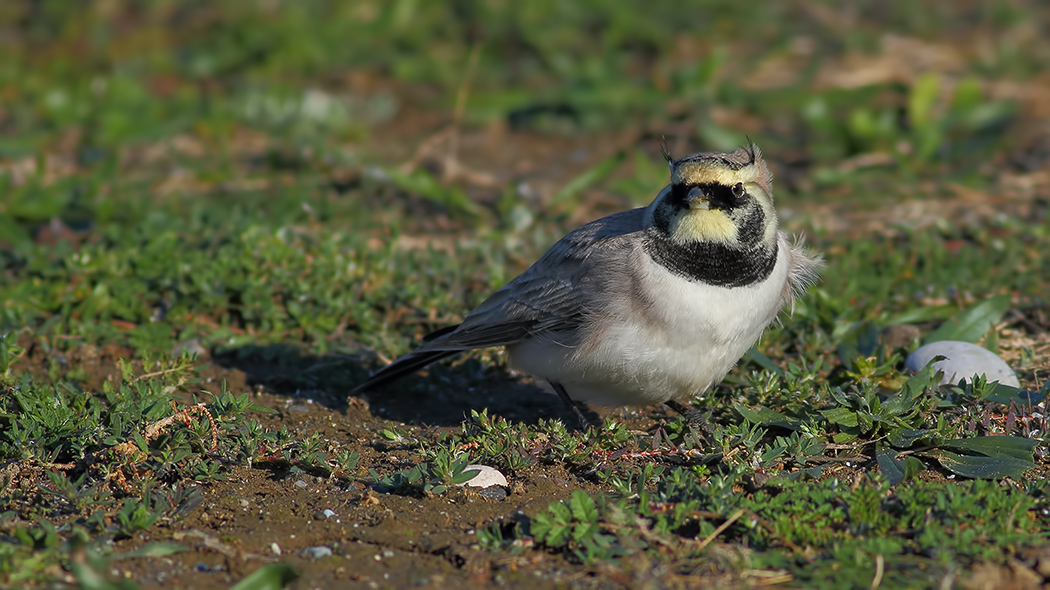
<box><xmin>479</xmin><ymin>486</ymin><xmax>507</xmax><ymax>501</ymax></box>
<box><xmin>905</xmin><ymin>341</ymin><xmax>1020</xmax><ymax>387</ymax></box>
<box><xmin>457</xmin><ymin>465</ymin><xmax>508</xmax><ymax>489</ymax></box>
<box><xmin>302</xmin><ymin>546</ymin><xmax>333</xmax><ymax>559</ymax></box>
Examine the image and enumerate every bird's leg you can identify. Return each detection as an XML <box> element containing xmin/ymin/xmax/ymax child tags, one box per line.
<box><xmin>549</xmin><ymin>381</ymin><xmax>594</xmax><ymax>430</ymax></box>
<box><xmin>665</xmin><ymin>399</ymin><xmax>714</xmax><ymax>439</ymax></box>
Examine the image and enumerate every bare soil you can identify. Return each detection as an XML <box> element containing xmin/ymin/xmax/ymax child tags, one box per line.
<box><xmin>109</xmin><ymin>351</ymin><xmax>672</xmax><ymax>590</ymax></box>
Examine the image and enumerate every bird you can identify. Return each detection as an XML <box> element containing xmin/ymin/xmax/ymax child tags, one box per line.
<box><xmin>351</xmin><ymin>142</ymin><xmax>822</xmax><ymax>427</ymax></box>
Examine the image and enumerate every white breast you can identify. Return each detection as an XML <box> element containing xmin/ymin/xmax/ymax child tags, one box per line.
<box><xmin>507</xmin><ymin>239</ymin><xmax>791</xmax><ymax>406</ymax></box>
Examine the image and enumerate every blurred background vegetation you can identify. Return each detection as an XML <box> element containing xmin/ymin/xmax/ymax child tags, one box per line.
<box><xmin>1</xmin><ymin>1</ymin><xmax>1044</xmax><ymax>182</ymax></box>
<box><xmin>1</xmin><ymin>0</ymin><xmax>1048</xmax><ymax>361</ymax></box>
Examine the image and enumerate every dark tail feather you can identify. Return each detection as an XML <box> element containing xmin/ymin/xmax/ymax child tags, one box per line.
<box><xmin>422</xmin><ymin>324</ymin><xmax>461</xmax><ymax>342</ymax></box>
<box><xmin>350</xmin><ymin>349</ymin><xmax>461</xmax><ymax>394</ymax></box>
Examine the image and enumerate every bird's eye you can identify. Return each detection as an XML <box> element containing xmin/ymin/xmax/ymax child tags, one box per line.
<box><xmin>731</xmin><ymin>182</ymin><xmax>745</xmax><ymax>199</ymax></box>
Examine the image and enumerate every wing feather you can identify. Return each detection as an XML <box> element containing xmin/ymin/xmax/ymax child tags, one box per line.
<box><xmin>351</xmin><ymin>208</ymin><xmax>645</xmax><ymax>391</ymax></box>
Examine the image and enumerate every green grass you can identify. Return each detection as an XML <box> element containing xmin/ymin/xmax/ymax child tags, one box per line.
<box><xmin>2</xmin><ymin>1</ymin><xmax>1050</xmax><ymax>588</ymax></box>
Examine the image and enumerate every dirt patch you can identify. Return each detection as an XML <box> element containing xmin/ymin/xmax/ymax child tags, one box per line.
<box><xmin>9</xmin><ymin>307</ymin><xmax>1048</xmax><ymax>589</ymax></box>
<box><xmin>106</xmin><ymin>380</ymin><xmax>639</xmax><ymax>589</ymax></box>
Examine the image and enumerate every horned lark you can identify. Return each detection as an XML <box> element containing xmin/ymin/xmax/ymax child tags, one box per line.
<box><xmin>352</xmin><ymin>143</ymin><xmax>822</xmax><ymax>425</ymax></box>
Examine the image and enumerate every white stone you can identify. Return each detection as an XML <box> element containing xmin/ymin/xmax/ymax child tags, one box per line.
<box><xmin>301</xmin><ymin>546</ymin><xmax>332</xmax><ymax>559</ymax></box>
<box><xmin>458</xmin><ymin>464</ymin><xmax>508</xmax><ymax>488</ymax></box>
<box><xmin>905</xmin><ymin>341</ymin><xmax>1020</xmax><ymax>387</ymax></box>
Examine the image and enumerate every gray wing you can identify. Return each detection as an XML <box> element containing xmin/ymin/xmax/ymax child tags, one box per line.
<box><xmin>425</xmin><ymin>207</ymin><xmax>645</xmax><ymax>350</ymax></box>
<box><xmin>350</xmin><ymin>208</ymin><xmax>644</xmax><ymax>393</ymax></box>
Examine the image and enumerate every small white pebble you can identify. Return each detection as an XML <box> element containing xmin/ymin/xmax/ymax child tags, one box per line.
<box><xmin>271</xmin><ymin>543</ymin><xmax>282</xmax><ymax>556</ymax></box>
<box><xmin>302</xmin><ymin>546</ymin><xmax>332</xmax><ymax>559</ymax></box>
<box><xmin>905</xmin><ymin>341</ymin><xmax>1020</xmax><ymax>387</ymax></box>
<box><xmin>457</xmin><ymin>465</ymin><xmax>508</xmax><ymax>488</ymax></box>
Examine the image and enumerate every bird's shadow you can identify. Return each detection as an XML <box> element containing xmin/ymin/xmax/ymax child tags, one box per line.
<box><xmin>212</xmin><ymin>344</ymin><xmax>594</xmax><ymax>427</ymax></box>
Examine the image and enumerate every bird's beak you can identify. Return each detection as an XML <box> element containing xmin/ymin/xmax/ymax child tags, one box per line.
<box><xmin>687</xmin><ymin>191</ymin><xmax>711</xmax><ymax>210</ymax></box>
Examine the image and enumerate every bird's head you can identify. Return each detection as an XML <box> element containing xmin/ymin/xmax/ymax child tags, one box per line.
<box><xmin>646</xmin><ymin>142</ymin><xmax>778</xmax><ymax>251</ymax></box>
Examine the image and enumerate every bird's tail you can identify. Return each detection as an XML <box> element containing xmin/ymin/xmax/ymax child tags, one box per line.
<box><xmin>350</xmin><ymin>348</ymin><xmax>462</xmax><ymax>394</ymax></box>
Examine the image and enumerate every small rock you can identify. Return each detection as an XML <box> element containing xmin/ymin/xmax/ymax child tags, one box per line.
<box><xmin>323</xmin><ymin>509</ymin><xmax>337</xmax><ymax>519</ymax></box>
<box><xmin>905</xmin><ymin>341</ymin><xmax>1020</xmax><ymax>387</ymax></box>
<box><xmin>479</xmin><ymin>486</ymin><xmax>507</xmax><ymax>501</ymax></box>
<box><xmin>457</xmin><ymin>465</ymin><xmax>508</xmax><ymax>489</ymax></box>
<box><xmin>295</xmin><ymin>480</ymin><xmax>308</xmax><ymax>488</ymax></box>
<box><xmin>302</xmin><ymin>546</ymin><xmax>333</xmax><ymax>559</ymax></box>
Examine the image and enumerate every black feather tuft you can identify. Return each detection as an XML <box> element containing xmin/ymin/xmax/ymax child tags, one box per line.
<box><xmin>350</xmin><ymin>349</ymin><xmax>461</xmax><ymax>394</ymax></box>
<box><xmin>659</xmin><ymin>136</ymin><xmax>674</xmax><ymax>172</ymax></box>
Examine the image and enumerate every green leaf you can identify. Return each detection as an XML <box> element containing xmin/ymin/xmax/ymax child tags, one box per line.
<box><xmin>908</xmin><ymin>73</ymin><xmax>943</xmax><ymax>160</ymax></box>
<box><xmin>981</xmin><ymin>383</ymin><xmax>1046</xmax><ymax>406</ymax></box>
<box><xmin>876</xmin><ymin>447</ymin><xmax>927</xmax><ymax>485</ymax></box>
<box><xmin>231</xmin><ymin>563</ymin><xmax>299</xmax><ymax>590</ymax></box>
<box><xmin>887</xmin><ymin>428</ymin><xmax>931</xmax><ymax>448</ymax></box>
<box><xmin>821</xmin><ymin>407</ymin><xmax>858</xmax><ymax>428</ymax></box>
<box><xmin>932</xmin><ymin>450</ymin><xmax>1033</xmax><ymax>480</ymax></box>
<box><xmin>572</xmin><ymin>521</ymin><xmax>600</xmax><ymax>542</ymax></box>
<box><xmin>733</xmin><ymin>402</ymin><xmax>798</xmax><ymax>430</ymax></box>
<box><xmin>452</xmin><ymin>467</ymin><xmax>481</xmax><ymax>485</ymax></box>
<box><xmin>569</xmin><ymin>490</ymin><xmax>598</xmax><ymax>523</ymax></box>
<box><xmin>529</xmin><ymin>512</ymin><xmax>552</xmax><ymax>542</ymax></box>
<box><xmin>549</xmin><ymin>501</ymin><xmax>572</xmax><ymax>523</ymax></box>
<box><xmin>876</xmin><ymin>448</ymin><xmax>906</xmax><ymax>485</ymax></box>
<box><xmin>832</xmin><ymin>431</ymin><xmax>858</xmax><ymax>444</ymax></box>
<box><xmin>550</xmin><ymin>524</ymin><xmax>572</xmax><ymax>547</ymax></box>
<box><xmin>942</xmin><ymin>436</ymin><xmax>1038</xmax><ymax>460</ymax></box>
<box><xmin>744</xmin><ymin>347</ymin><xmax>785</xmax><ymax>377</ymax></box>
<box><xmin>904</xmin><ymin>457</ymin><xmax>925</xmax><ymax>479</ymax></box>
<box><xmin>892</xmin><ymin>362</ymin><xmax>940</xmax><ymax>407</ymax></box>
<box><xmin>924</xmin><ymin>295</ymin><xmax>1012</xmax><ymax>344</ymax></box>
